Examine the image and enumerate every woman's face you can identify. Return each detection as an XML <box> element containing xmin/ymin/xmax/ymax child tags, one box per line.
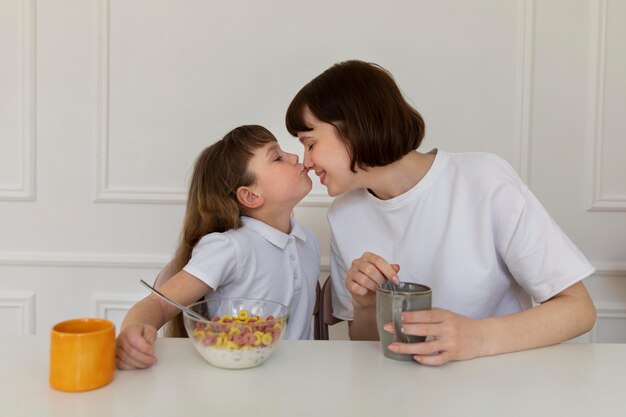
<box><xmin>297</xmin><ymin>107</ymin><xmax>360</xmax><ymax>197</ymax></box>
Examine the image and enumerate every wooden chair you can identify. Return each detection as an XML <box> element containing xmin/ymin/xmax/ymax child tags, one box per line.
<box><xmin>312</xmin><ymin>281</ymin><xmax>322</xmax><ymax>340</ymax></box>
<box><xmin>154</xmin><ymin>261</ymin><xmax>324</xmax><ymax>340</ymax></box>
<box><xmin>318</xmin><ymin>275</ymin><xmax>344</xmax><ymax>340</ymax></box>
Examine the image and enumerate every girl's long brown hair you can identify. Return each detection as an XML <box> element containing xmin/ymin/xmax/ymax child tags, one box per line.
<box><xmin>164</xmin><ymin>125</ymin><xmax>277</xmax><ymax>337</ymax></box>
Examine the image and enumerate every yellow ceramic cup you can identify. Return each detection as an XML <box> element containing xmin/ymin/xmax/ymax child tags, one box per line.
<box><xmin>50</xmin><ymin>318</ymin><xmax>116</xmax><ymax>392</ymax></box>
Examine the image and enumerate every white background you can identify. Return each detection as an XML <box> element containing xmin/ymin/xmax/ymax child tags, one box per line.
<box><xmin>0</xmin><ymin>0</ymin><xmax>624</xmax><ymax>342</ymax></box>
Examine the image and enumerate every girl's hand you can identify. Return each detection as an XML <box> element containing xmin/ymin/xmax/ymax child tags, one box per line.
<box><xmin>385</xmin><ymin>308</ymin><xmax>485</xmax><ymax>366</ymax></box>
<box><xmin>346</xmin><ymin>252</ymin><xmax>400</xmax><ymax>308</ymax></box>
<box><xmin>115</xmin><ymin>323</ymin><xmax>158</xmax><ymax>370</ymax></box>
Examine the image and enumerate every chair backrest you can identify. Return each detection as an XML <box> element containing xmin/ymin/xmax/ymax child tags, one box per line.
<box><xmin>312</xmin><ymin>281</ymin><xmax>322</xmax><ymax>340</ymax></box>
<box><xmin>319</xmin><ymin>275</ymin><xmax>344</xmax><ymax>340</ymax></box>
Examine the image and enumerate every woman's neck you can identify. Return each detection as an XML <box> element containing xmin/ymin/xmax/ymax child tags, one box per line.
<box><xmin>364</xmin><ymin>150</ymin><xmax>436</xmax><ymax>200</ymax></box>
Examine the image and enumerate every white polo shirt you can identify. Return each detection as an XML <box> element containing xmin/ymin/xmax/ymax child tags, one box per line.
<box><xmin>328</xmin><ymin>150</ymin><xmax>594</xmax><ymax>321</ymax></box>
<box><xmin>183</xmin><ymin>216</ymin><xmax>320</xmax><ymax>340</ymax></box>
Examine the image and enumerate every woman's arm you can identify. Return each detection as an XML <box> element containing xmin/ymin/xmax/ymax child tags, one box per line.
<box><xmin>387</xmin><ymin>281</ymin><xmax>596</xmax><ymax>365</ymax></box>
<box><xmin>348</xmin><ymin>303</ymin><xmax>379</xmax><ymax>340</ymax></box>
<box><xmin>344</xmin><ymin>252</ymin><xmax>400</xmax><ymax>340</ymax></box>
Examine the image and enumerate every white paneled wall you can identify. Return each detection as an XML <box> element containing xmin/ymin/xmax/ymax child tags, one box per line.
<box><xmin>0</xmin><ymin>0</ymin><xmax>625</xmax><ymax>342</ymax></box>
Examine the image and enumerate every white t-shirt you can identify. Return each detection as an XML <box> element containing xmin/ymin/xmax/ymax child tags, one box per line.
<box><xmin>328</xmin><ymin>150</ymin><xmax>594</xmax><ymax>321</ymax></box>
<box><xmin>183</xmin><ymin>216</ymin><xmax>320</xmax><ymax>340</ymax></box>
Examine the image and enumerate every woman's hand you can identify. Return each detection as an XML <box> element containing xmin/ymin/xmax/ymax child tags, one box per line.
<box><xmin>384</xmin><ymin>282</ymin><xmax>596</xmax><ymax>365</ymax></box>
<box><xmin>345</xmin><ymin>252</ymin><xmax>400</xmax><ymax>340</ymax></box>
<box><xmin>346</xmin><ymin>252</ymin><xmax>400</xmax><ymax>308</ymax></box>
<box><xmin>115</xmin><ymin>323</ymin><xmax>158</xmax><ymax>370</ymax></box>
<box><xmin>385</xmin><ymin>308</ymin><xmax>486</xmax><ymax>366</ymax></box>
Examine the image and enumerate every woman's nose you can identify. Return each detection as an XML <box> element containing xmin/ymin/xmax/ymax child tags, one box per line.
<box><xmin>303</xmin><ymin>151</ymin><xmax>313</xmax><ymax>169</ymax></box>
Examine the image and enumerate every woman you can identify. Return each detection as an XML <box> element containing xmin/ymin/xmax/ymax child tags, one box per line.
<box><xmin>285</xmin><ymin>60</ymin><xmax>596</xmax><ymax>365</ymax></box>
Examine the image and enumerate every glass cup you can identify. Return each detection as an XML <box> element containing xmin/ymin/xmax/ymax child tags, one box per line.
<box><xmin>376</xmin><ymin>281</ymin><xmax>432</xmax><ymax>361</ymax></box>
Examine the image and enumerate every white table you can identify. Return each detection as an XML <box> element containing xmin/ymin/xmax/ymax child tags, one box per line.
<box><xmin>1</xmin><ymin>336</ymin><xmax>625</xmax><ymax>417</ymax></box>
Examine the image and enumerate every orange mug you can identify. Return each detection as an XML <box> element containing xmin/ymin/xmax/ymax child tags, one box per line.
<box><xmin>50</xmin><ymin>318</ymin><xmax>116</xmax><ymax>392</ymax></box>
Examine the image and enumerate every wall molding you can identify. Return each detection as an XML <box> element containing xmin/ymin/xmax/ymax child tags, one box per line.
<box><xmin>92</xmin><ymin>0</ymin><xmax>534</xmax><ymax>208</ymax></box>
<box><xmin>583</xmin><ymin>262</ymin><xmax>626</xmax><ymax>343</ymax></box>
<box><xmin>0</xmin><ymin>252</ymin><xmax>615</xmax><ymax>278</ymax></box>
<box><xmin>93</xmin><ymin>0</ymin><xmax>185</xmax><ymax>204</ymax></box>
<box><xmin>590</xmin><ymin>302</ymin><xmax>626</xmax><ymax>343</ymax></box>
<box><xmin>93</xmin><ymin>0</ymin><xmax>180</xmax><ymax>204</ymax></box>
<box><xmin>0</xmin><ymin>258</ymin><xmax>621</xmax><ymax>340</ymax></box>
<box><xmin>300</xmin><ymin>193</ymin><xmax>333</xmax><ymax>207</ymax></box>
<box><xmin>0</xmin><ymin>292</ymin><xmax>36</xmax><ymax>335</ymax></box>
<box><xmin>593</xmin><ymin>262</ymin><xmax>626</xmax><ymax>278</ymax></box>
<box><xmin>586</xmin><ymin>0</ymin><xmax>626</xmax><ymax>211</ymax></box>
<box><xmin>512</xmin><ymin>0</ymin><xmax>535</xmax><ymax>184</ymax></box>
<box><xmin>92</xmin><ymin>1</ymin><xmax>536</xmax><ymax>208</ymax></box>
<box><xmin>93</xmin><ymin>0</ymin><xmax>331</xmax><ymax>207</ymax></box>
<box><xmin>0</xmin><ymin>251</ymin><xmax>329</xmax><ymax>272</ymax></box>
<box><xmin>0</xmin><ymin>0</ymin><xmax>36</xmax><ymax>201</ymax></box>
<box><xmin>571</xmin><ymin>302</ymin><xmax>626</xmax><ymax>344</ymax></box>
<box><xmin>0</xmin><ymin>251</ymin><xmax>170</xmax><ymax>268</ymax></box>
<box><xmin>320</xmin><ymin>256</ymin><xmax>330</xmax><ymax>274</ymax></box>
<box><xmin>93</xmin><ymin>293</ymin><xmax>144</xmax><ymax>320</ymax></box>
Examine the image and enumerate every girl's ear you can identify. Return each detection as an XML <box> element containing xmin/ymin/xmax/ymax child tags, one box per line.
<box><xmin>236</xmin><ymin>186</ymin><xmax>264</xmax><ymax>209</ymax></box>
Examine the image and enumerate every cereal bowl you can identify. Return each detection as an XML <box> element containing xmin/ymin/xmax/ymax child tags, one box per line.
<box><xmin>183</xmin><ymin>298</ymin><xmax>289</xmax><ymax>369</ymax></box>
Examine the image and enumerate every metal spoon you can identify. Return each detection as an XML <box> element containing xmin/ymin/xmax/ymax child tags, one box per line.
<box><xmin>139</xmin><ymin>279</ymin><xmax>208</xmax><ymax>322</ymax></box>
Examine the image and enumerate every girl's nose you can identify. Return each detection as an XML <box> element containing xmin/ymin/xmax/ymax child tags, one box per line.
<box><xmin>287</xmin><ymin>152</ymin><xmax>299</xmax><ymax>164</ymax></box>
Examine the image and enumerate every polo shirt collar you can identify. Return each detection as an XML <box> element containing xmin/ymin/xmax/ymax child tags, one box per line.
<box><xmin>241</xmin><ymin>216</ymin><xmax>308</xmax><ymax>249</ymax></box>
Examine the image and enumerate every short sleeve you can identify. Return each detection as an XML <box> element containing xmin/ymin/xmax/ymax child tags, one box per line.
<box><xmin>183</xmin><ymin>234</ymin><xmax>237</xmax><ymax>290</ymax></box>
<box><xmin>307</xmin><ymin>228</ymin><xmax>321</xmax><ymax>269</ymax></box>
<box><xmin>503</xmin><ymin>186</ymin><xmax>595</xmax><ymax>303</ymax></box>
<box><xmin>329</xmin><ymin>228</ymin><xmax>354</xmax><ymax>321</ymax></box>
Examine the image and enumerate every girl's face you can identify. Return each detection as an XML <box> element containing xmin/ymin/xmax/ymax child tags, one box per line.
<box><xmin>246</xmin><ymin>141</ymin><xmax>312</xmax><ymax>208</ymax></box>
<box><xmin>297</xmin><ymin>107</ymin><xmax>360</xmax><ymax>197</ymax></box>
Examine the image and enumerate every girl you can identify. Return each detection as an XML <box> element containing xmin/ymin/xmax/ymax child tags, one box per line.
<box><xmin>285</xmin><ymin>60</ymin><xmax>596</xmax><ymax>365</ymax></box>
<box><xmin>116</xmin><ymin>125</ymin><xmax>320</xmax><ymax>370</ymax></box>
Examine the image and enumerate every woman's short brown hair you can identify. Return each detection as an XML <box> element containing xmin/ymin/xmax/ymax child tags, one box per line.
<box><xmin>286</xmin><ymin>60</ymin><xmax>425</xmax><ymax>172</ymax></box>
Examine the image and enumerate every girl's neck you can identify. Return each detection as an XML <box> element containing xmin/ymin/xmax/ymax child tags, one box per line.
<box><xmin>364</xmin><ymin>150</ymin><xmax>436</xmax><ymax>200</ymax></box>
<box><xmin>246</xmin><ymin>209</ymin><xmax>293</xmax><ymax>234</ymax></box>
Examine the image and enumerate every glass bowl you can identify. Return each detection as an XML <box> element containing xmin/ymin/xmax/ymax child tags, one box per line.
<box><xmin>183</xmin><ymin>298</ymin><xmax>289</xmax><ymax>369</ymax></box>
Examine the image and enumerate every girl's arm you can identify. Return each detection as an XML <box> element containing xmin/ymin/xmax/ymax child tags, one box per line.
<box><xmin>121</xmin><ymin>270</ymin><xmax>211</xmax><ymax>329</ymax></box>
<box><xmin>386</xmin><ymin>281</ymin><xmax>596</xmax><ymax>365</ymax></box>
<box><xmin>116</xmin><ymin>271</ymin><xmax>211</xmax><ymax>370</ymax></box>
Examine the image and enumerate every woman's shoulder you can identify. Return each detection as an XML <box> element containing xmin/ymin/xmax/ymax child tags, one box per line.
<box><xmin>444</xmin><ymin>151</ymin><xmax>523</xmax><ymax>185</ymax></box>
<box><xmin>446</xmin><ymin>150</ymin><xmax>514</xmax><ymax>170</ymax></box>
<box><xmin>444</xmin><ymin>151</ymin><xmax>529</xmax><ymax>217</ymax></box>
